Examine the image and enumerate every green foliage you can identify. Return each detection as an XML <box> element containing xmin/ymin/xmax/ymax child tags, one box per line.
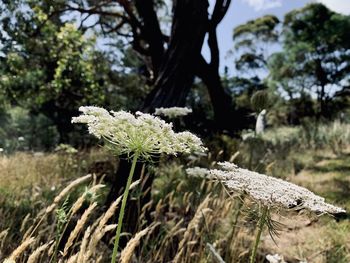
<box><xmin>324</xmin><ymin>222</ymin><xmax>350</xmax><ymax>263</ymax></box>
<box><xmin>0</xmin><ymin>1</ymin><xmax>152</xmax><ymax>146</ymax></box>
<box><xmin>230</xmin><ymin>3</ymin><xmax>350</xmax><ymax>125</ymax></box>
<box><xmin>1</xmin><ymin>5</ymin><xmax>102</xmax><ymax>103</ymax></box>
<box><xmin>0</xmin><ymin>106</ymin><xmax>59</xmax><ymax>152</ymax></box>
<box><xmin>269</xmin><ymin>3</ymin><xmax>350</xmax><ymax>118</ymax></box>
<box><xmin>0</xmin><ymin>2</ymin><xmax>110</xmax><ymax>142</ymax></box>
<box><xmin>250</xmin><ymin>90</ymin><xmax>270</xmax><ymax>112</ymax></box>
<box><xmin>232</xmin><ymin>15</ymin><xmax>279</xmax><ymax>80</ymax></box>
<box><xmin>56</xmin><ymin>197</ymin><xmax>69</xmax><ymax>233</ymax></box>
<box><xmin>240</xmin><ymin>126</ymin><xmax>302</xmax><ymax>176</ymax></box>
<box><xmin>234</xmin><ymin>15</ymin><xmax>280</xmax><ymax>41</ymax></box>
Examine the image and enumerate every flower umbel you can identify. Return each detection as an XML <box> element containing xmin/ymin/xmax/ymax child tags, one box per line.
<box><xmin>211</xmin><ymin>162</ymin><xmax>345</xmax><ymax>214</ymax></box>
<box><xmin>72</xmin><ymin>106</ymin><xmax>206</xmax><ymax>263</ymax></box>
<box><xmin>72</xmin><ymin>106</ymin><xmax>206</xmax><ymax>159</ymax></box>
<box><xmin>154</xmin><ymin>106</ymin><xmax>192</xmax><ymax>118</ymax></box>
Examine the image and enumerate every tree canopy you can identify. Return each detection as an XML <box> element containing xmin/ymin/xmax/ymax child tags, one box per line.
<box><xmin>230</xmin><ymin>3</ymin><xmax>350</xmax><ymax>123</ymax></box>
<box><xmin>271</xmin><ymin>3</ymin><xmax>350</xmax><ymax>118</ymax></box>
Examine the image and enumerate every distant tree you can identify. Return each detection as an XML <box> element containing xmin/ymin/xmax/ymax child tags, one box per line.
<box><xmin>228</xmin><ymin>15</ymin><xmax>279</xmax><ymax>126</ymax></box>
<box><xmin>232</xmin><ymin>15</ymin><xmax>280</xmax><ymax>94</ymax></box>
<box><xmin>278</xmin><ymin>3</ymin><xmax>350</xmax><ymax>118</ymax></box>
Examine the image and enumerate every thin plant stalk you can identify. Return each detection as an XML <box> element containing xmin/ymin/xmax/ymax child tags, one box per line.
<box><xmin>226</xmin><ymin>196</ymin><xmax>244</xmax><ymax>262</ymax></box>
<box><xmin>249</xmin><ymin>205</ymin><xmax>268</xmax><ymax>263</ymax></box>
<box><xmin>111</xmin><ymin>152</ymin><xmax>140</xmax><ymax>263</ymax></box>
<box><xmin>248</xmin><ymin>130</ymin><xmax>256</xmax><ymax>170</ymax></box>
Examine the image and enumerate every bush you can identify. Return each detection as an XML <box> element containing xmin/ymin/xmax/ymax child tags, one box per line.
<box><xmin>0</xmin><ymin>107</ymin><xmax>59</xmax><ymax>152</ymax></box>
<box><xmin>300</xmin><ymin>120</ymin><xmax>350</xmax><ymax>155</ymax></box>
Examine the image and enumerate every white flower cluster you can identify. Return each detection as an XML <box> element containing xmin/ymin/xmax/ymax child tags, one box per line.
<box><xmin>72</xmin><ymin>106</ymin><xmax>206</xmax><ymax>159</ymax></box>
<box><xmin>154</xmin><ymin>107</ymin><xmax>192</xmax><ymax>118</ymax></box>
<box><xmin>186</xmin><ymin>167</ymin><xmax>210</xmax><ymax>178</ymax></box>
<box><xmin>209</xmin><ymin>162</ymin><xmax>345</xmax><ymax>214</ymax></box>
<box><xmin>185</xmin><ymin>162</ymin><xmax>345</xmax><ymax>214</ymax></box>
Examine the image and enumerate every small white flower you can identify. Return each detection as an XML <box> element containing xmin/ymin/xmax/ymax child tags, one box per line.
<box><xmin>18</xmin><ymin>136</ymin><xmax>25</xmax><ymax>141</ymax></box>
<box><xmin>266</xmin><ymin>254</ymin><xmax>286</xmax><ymax>263</ymax></box>
<box><xmin>154</xmin><ymin>107</ymin><xmax>192</xmax><ymax>118</ymax></box>
<box><xmin>72</xmin><ymin>106</ymin><xmax>206</xmax><ymax>159</ymax></box>
<box><xmin>0</xmin><ymin>148</ymin><xmax>4</xmax><ymax>152</ymax></box>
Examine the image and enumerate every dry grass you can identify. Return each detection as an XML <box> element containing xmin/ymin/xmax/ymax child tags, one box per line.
<box><xmin>0</xmin><ymin>145</ymin><xmax>349</xmax><ymax>262</ymax></box>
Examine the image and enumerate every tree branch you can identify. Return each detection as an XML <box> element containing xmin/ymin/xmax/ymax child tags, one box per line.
<box><xmin>63</xmin><ymin>4</ymin><xmax>127</xmax><ymax>19</ymax></box>
<box><xmin>207</xmin><ymin>0</ymin><xmax>231</xmax><ymax>69</ymax></box>
<box><xmin>134</xmin><ymin>0</ymin><xmax>165</xmax><ymax>79</ymax></box>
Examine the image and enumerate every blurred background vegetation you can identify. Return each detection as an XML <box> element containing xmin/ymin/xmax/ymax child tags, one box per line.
<box><xmin>0</xmin><ymin>1</ymin><xmax>349</xmax><ymax>152</ymax></box>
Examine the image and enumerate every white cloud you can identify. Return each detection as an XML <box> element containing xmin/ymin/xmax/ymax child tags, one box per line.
<box><xmin>316</xmin><ymin>0</ymin><xmax>350</xmax><ymax>15</ymax></box>
<box><xmin>242</xmin><ymin>0</ymin><xmax>282</xmax><ymax>11</ymax></box>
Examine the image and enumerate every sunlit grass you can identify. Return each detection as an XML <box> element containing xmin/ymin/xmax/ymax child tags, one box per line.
<box><xmin>0</xmin><ymin>130</ymin><xmax>349</xmax><ymax>262</ymax></box>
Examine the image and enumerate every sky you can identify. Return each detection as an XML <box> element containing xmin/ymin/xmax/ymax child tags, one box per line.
<box><xmin>205</xmin><ymin>0</ymin><xmax>350</xmax><ymax>73</ymax></box>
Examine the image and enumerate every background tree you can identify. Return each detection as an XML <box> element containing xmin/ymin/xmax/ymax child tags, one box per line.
<box><xmin>267</xmin><ymin>47</ymin><xmax>317</xmax><ymax>124</ymax></box>
<box><xmin>228</xmin><ymin>15</ymin><xmax>279</xmax><ymax>126</ymax></box>
<box><xmin>54</xmin><ymin>0</ymin><xmax>241</xmax><ymax>132</ymax></box>
<box><xmin>0</xmin><ymin>2</ymin><xmax>109</xmax><ymax>142</ymax></box>
<box><xmin>232</xmin><ymin>15</ymin><xmax>279</xmax><ymax>93</ymax></box>
<box><xmin>280</xmin><ymin>3</ymin><xmax>350</xmax><ymax>119</ymax></box>
<box><xmin>0</xmin><ymin>1</ymin><xmax>152</xmax><ymax>143</ymax></box>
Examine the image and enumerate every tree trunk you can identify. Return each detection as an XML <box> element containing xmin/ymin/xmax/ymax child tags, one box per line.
<box><xmin>143</xmin><ymin>0</ymin><xmax>209</xmax><ymax>112</ymax></box>
<box><xmin>134</xmin><ymin>0</ymin><xmax>165</xmax><ymax>79</ymax></box>
<box><xmin>195</xmin><ymin>0</ymin><xmax>245</xmax><ymax>133</ymax></box>
<box><xmin>315</xmin><ymin>59</ymin><xmax>328</xmax><ymax>118</ymax></box>
<box><xmin>105</xmin><ymin>0</ymin><xmax>210</xmax><ymax>246</ymax></box>
<box><xmin>40</xmin><ymin>101</ymin><xmax>75</xmax><ymax>144</ymax></box>
<box><xmin>196</xmin><ymin>56</ymin><xmax>245</xmax><ymax>133</ymax></box>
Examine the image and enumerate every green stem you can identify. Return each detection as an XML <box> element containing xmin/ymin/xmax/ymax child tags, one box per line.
<box><xmin>249</xmin><ymin>205</ymin><xmax>268</xmax><ymax>263</ymax></box>
<box><xmin>111</xmin><ymin>153</ymin><xmax>140</xmax><ymax>263</ymax></box>
<box><xmin>248</xmin><ymin>131</ymin><xmax>256</xmax><ymax>170</ymax></box>
<box><xmin>248</xmin><ymin>145</ymin><xmax>254</xmax><ymax>170</ymax></box>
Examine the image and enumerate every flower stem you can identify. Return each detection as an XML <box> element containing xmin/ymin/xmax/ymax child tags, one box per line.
<box><xmin>111</xmin><ymin>153</ymin><xmax>139</xmax><ymax>263</ymax></box>
<box><xmin>249</xmin><ymin>205</ymin><xmax>268</xmax><ymax>263</ymax></box>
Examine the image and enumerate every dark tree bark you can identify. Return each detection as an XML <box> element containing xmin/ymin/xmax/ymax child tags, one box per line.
<box><xmin>40</xmin><ymin>101</ymin><xmax>76</xmax><ymax>144</ymax></box>
<box><xmin>195</xmin><ymin>0</ymin><xmax>246</xmax><ymax>132</ymax></box>
<box><xmin>143</xmin><ymin>0</ymin><xmax>209</xmax><ymax>112</ymax></box>
<box><xmin>63</xmin><ymin>0</ymin><xmax>239</xmax><ymax>130</ymax></box>
<box><xmin>196</xmin><ymin>56</ymin><xmax>242</xmax><ymax>132</ymax></box>
<box><xmin>134</xmin><ymin>0</ymin><xmax>165</xmax><ymax>79</ymax></box>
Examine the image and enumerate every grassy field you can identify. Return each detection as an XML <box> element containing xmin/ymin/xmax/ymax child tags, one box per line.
<box><xmin>0</xmin><ymin>135</ymin><xmax>349</xmax><ymax>262</ymax></box>
<box><xmin>263</xmin><ymin>152</ymin><xmax>350</xmax><ymax>262</ymax></box>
